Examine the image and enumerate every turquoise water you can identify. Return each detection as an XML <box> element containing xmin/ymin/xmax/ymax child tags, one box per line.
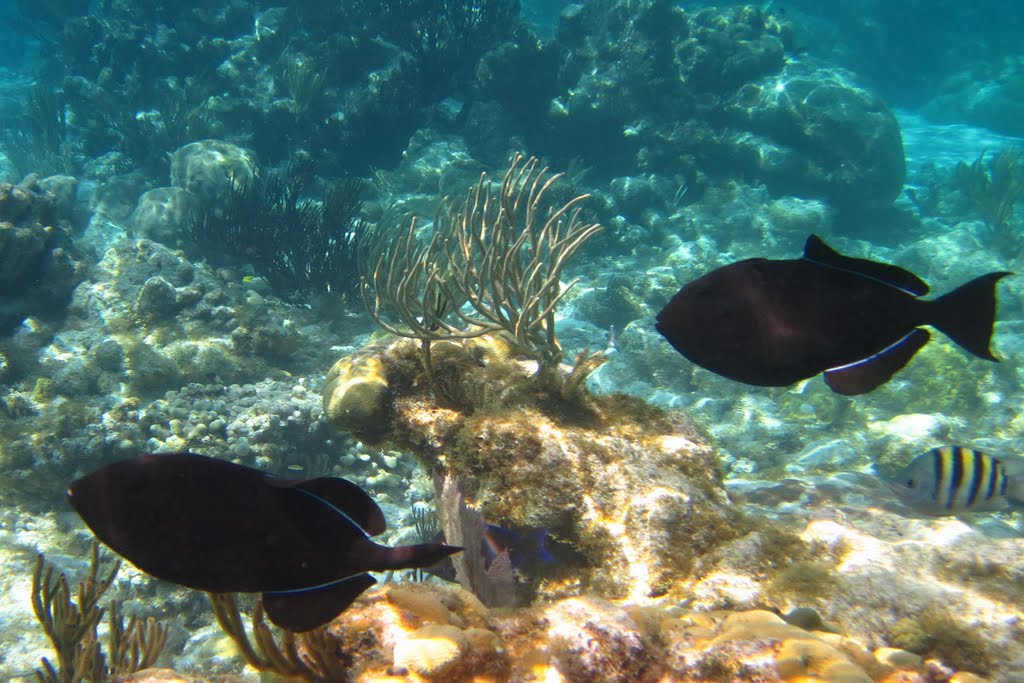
<box><xmin>1</xmin><ymin>1</ymin><xmax>1023</xmax><ymax>681</ymax></box>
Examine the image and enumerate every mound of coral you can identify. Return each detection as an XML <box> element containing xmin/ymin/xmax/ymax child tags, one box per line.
<box><xmin>0</xmin><ymin>173</ymin><xmax>83</xmax><ymax>334</ymax></box>
<box><xmin>323</xmin><ymin>335</ymin><xmax>742</xmax><ymax>603</ymax></box>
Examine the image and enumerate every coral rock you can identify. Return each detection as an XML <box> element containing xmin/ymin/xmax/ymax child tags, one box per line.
<box><xmin>129</xmin><ymin>187</ymin><xmax>200</xmax><ymax>246</ymax></box>
<box><xmin>170</xmin><ymin>140</ymin><xmax>256</xmax><ymax>214</ymax></box>
<box><xmin>875</xmin><ymin>647</ymin><xmax>924</xmax><ymax>669</ymax></box>
<box><xmin>322</xmin><ymin>354</ymin><xmax>390</xmax><ymax>434</ymax></box>
<box><xmin>386</xmin><ymin>584</ymin><xmax>461</xmax><ymax>627</ymax></box>
<box><xmin>392</xmin><ymin>623</ymin><xmax>468</xmax><ymax>678</ymax></box>
<box><xmin>326</xmin><ymin>338</ymin><xmax>739</xmax><ymax>602</ymax></box>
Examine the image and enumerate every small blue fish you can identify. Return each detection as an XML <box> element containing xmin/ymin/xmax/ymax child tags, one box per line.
<box><xmin>481</xmin><ymin>524</ymin><xmax>554</xmax><ymax>572</ymax></box>
<box><xmin>892</xmin><ymin>446</ymin><xmax>1024</xmax><ymax>515</ymax></box>
<box><xmin>426</xmin><ymin>524</ymin><xmax>554</xmax><ymax>582</ymax></box>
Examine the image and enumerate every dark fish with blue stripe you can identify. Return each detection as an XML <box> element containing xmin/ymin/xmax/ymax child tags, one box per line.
<box><xmin>67</xmin><ymin>452</ymin><xmax>461</xmax><ymax>631</ymax></box>
<box><xmin>893</xmin><ymin>446</ymin><xmax>1024</xmax><ymax>515</ymax></box>
<box><xmin>656</xmin><ymin>235</ymin><xmax>1010</xmax><ymax>394</ymax></box>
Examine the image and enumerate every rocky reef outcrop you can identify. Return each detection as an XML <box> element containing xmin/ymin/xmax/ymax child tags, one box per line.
<box><xmin>534</xmin><ymin>1</ymin><xmax>905</xmax><ymax>209</ymax></box>
<box><xmin>0</xmin><ymin>174</ymin><xmax>83</xmax><ymax>334</ymax></box>
<box><xmin>324</xmin><ymin>336</ymin><xmax>743</xmax><ymax>603</ymax></box>
<box><xmin>136</xmin><ymin>577</ymin><xmax>1004</xmax><ymax>682</ymax></box>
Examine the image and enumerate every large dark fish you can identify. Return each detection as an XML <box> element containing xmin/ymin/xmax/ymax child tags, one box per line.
<box><xmin>67</xmin><ymin>453</ymin><xmax>461</xmax><ymax>631</ymax></box>
<box><xmin>656</xmin><ymin>235</ymin><xmax>1010</xmax><ymax>394</ymax></box>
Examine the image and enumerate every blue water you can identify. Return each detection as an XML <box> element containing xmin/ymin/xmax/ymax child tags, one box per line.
<box><xmin>1</xmin><ymin>1</ymin><xmax>1023</xmax><ymax>680</ymax></box>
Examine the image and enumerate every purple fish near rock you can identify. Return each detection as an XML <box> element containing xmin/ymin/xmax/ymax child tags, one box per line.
<box><xmin>656</xmin><ymin>235</ymin><xmax>1010</xmax><ymax>395</ymax></box>
<box><xmin>68</xmin><ymin>452</ymin><xmax>461</xmax><ymax>631</ymax></box>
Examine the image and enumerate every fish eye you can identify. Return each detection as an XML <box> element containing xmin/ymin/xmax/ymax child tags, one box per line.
<box><xmin>904</xmin><ymin>479</ymin><xmax>914</xmax><ymax>488</ymax></box>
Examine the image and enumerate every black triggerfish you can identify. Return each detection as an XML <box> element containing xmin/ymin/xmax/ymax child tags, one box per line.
<box><xmin>656</xmin><ymin>235</ymin><xmax>1010</xmax><ymax>395</ymax></box>
<box><xmin>67</xmin><ymin>453</ymin><xmax>461</xmax><ymax>631</ymax></box>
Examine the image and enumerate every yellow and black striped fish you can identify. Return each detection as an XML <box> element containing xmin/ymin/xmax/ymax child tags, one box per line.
<box><xmin>893</xmin><ymin>446</ymin><xmax>1022</xmax><ymax>515</ymax></box>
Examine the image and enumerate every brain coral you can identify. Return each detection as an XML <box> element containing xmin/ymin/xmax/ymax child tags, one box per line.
<box><xmin>170</xmin><ymin>139</ymin><xmax>256</xmax><ymax>215</ymax></box>
<box><xmin>129</xmin><ymin>187</ymin><xmax>200</xmax><ymax>247</ymax></box>
<box><xmin>322</xmin><ymin>353</ymin><xmax>390</xmax><ymax>435</ymax></box>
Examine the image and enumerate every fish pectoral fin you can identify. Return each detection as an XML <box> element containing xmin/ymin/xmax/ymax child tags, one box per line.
<box><xmin>803</xmin><ymin>234</ymin><xmax>930</xmax><ymax>295</ymax></box>
<box><xmin>262</xmin><ymin>573</ymin><xmax>377</xmax><ymax>632</ymax></box>
<box><xmin>823</xmin><ymin>328</ymin><xmax>930</xmax><ymax>395</ymax></box>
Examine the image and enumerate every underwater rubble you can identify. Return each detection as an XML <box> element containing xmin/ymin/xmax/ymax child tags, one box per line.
<box><xmin>109</xmin><ymin>572</ymin><xmax>1016</xmax><ymax>682</ymax></box>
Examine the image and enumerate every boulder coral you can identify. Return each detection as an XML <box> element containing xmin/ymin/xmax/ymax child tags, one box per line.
<box><xmin>322</xmin><ymin>352</ymin><xmax>391</xmax><ymax>437</ymax></box>
<box><xmin>0</xmin><ymin>174</ymin><xmax>83</xmax><ymax>333</ymax></box>
<box><xmin>129</xmin><ymin>187</ymin><xmax>200</xmax><ymax>247</ymax></box>
<box><xmin>169</xmin><ymin>140</ymin><xmax>256</xmax><ymax>215</ymax></box>
<box><xmin>392</xmin><ymin>623</ymin><xmax>469</xmax><ymax>678</ymax></box>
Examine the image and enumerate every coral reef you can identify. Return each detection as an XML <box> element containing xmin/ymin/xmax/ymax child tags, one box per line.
<box><xmin>697</xmin><ymin>476</ymin><xmax>1024</xmax><ymax>679</ymax></box>
<box><xmin>325</xmin><ymin>335</ymin><xmax>741</xmax><ymax>603</ymax></box>
<box><xmin>93</xmin><ymin>581</ymin><xmax>1001</xmax><ymax>682</ymax></box>
<box><xmin>2</xmin><ymin>3</ymin><xmax>1023</xmax><ymax>682</ymax></box>
<box><xmin>0</xmin><ymin>174</ymin><xmax>84</xmax><ymax>334</ymax></box>
<box><xmin>532</xmin><ymin>1</ymin><xmax>904</xmax><ymax>209</ymax></box>
<box><xmin>922</xmin><ymin>55</ymin><xmax>1024</xmax><ymax>137</ymax></box>
<box><xmin>169</xmin><ymin>140</ymin><xmax>256</xmax><ymax>217</ymax></box>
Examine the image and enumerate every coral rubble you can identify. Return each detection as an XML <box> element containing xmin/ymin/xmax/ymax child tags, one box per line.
<box><xmin>116</xmin><ymin>581</ymin><xmax>999</xmax><ymax>682</ymax></box>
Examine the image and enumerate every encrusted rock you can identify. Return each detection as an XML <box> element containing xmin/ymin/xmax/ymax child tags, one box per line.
<box><xmin>326</xmin><ymin>337</ymin><xmax>740</xmax><ymax>602</ymax></box>
<box><xmin>170</xmin><ymin>140</ymin><xmax>256</xmax><ymax>215</ymax></box>
<box><xmin>0</xmin><ymin>174</ymin><xmax>84</xmax><ymax>332</ymax></box>
<box><xmin>130</xmin><ymin>186</ymin><xmax>200</xmax><ymax>246</ymax></box>
<box><xmin>392</xmin><ymin>623</ymin><xmax>469</xmax><ymax>678</ymax></box>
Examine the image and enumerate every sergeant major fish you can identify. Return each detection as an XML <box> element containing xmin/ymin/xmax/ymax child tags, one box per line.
<box><xmin>655</xmin><ymin>235</ymin><xmax>1010</xmax><ymax>395</ymax></box>
<box><xmin>893</xmin><ymin>446</ymin><xmax>1024</xmax><ymax>515</ymax></box>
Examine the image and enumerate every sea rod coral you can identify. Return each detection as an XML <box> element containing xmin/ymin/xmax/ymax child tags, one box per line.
<box><xmin>328</xmin><ymin>154</ymin><xmax>742</xmax><ymax>602</ymax></box>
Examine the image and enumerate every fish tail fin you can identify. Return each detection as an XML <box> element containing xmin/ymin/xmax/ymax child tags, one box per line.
<box><xmin>381</xmin><ymin>542</ymin><xmax>463</xmax><ymax>570</ymax></box>
<box><xmin>929</xmin><ymin>271</ymin><xmax>1011</xmax><ymax>360</ymax></box>
<box><xmin>1001</xmin><ymin>457</ymin><xmax>1024</xmax><ymax>505</ymax></box>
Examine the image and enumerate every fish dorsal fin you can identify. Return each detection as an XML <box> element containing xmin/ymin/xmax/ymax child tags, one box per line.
<box><xmin>263</xmin><ymin>573</ymin><xmax>377</xmax><ymax>632</ymax></box>
<box><xmin>803</xmin><ymin>235</ymin><xmax>930</xmax><ymax>296</ymax></box>
<box><xmin>824</xmin><ymin>328</ymin><xmax>930</xmax><ymax>395</ymax></box>
<box><xmin>268</xmin><ymin>476</ymin><xmax>387</xmax><ymax>536</ymax></box>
